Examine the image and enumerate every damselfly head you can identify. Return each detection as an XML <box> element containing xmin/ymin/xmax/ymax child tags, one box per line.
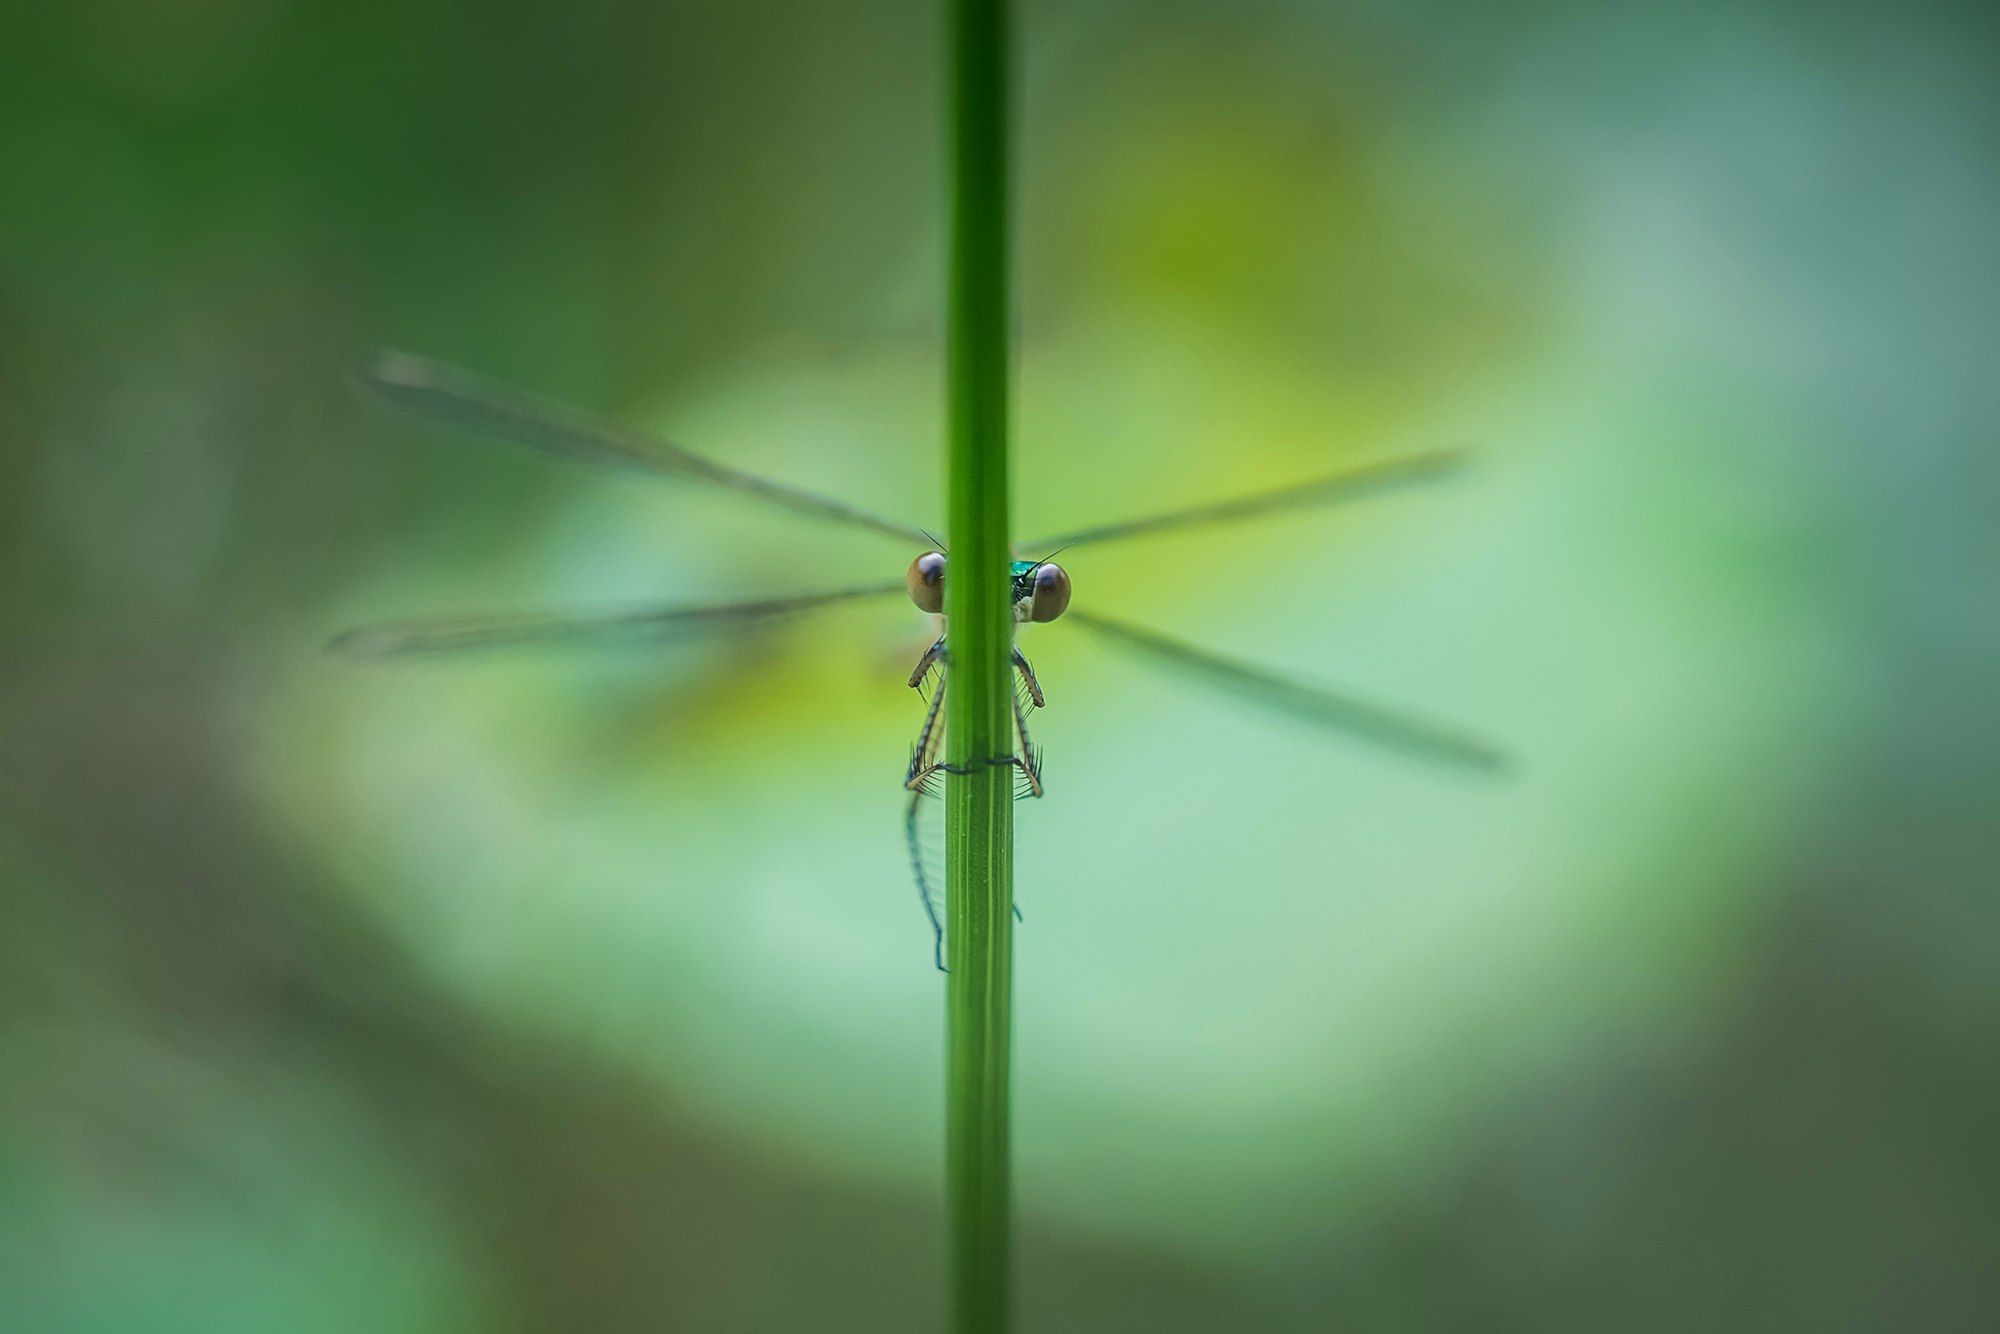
<box><xmin>1024</xmin><ymin>562</ymin><xmax>1071</xmax><ymax>623</ymax></box>
<box><xmin>907</xmin><ymin>551</ymin><xmax>947</xmax><ymax>613</ymax></box>
<box><xmin>911</xmin><ymin>551</ymin><xmax>1070</xmax><ymax>623</ymax></box>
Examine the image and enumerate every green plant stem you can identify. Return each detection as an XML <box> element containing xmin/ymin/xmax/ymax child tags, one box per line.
<box><xmin>943</xmin><ymin>0</ymin><xmax>1013</xmax><ymax>1328</ymax></box>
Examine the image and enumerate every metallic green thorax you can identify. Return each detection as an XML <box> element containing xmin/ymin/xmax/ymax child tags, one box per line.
<box><xmin>1008</xmin><ymin>560</ymin><xmax>1039</xmax><ymax>609</ymax></box>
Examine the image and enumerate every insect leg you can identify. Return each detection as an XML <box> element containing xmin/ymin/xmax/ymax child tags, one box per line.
<box><xmin>905</xmin><ymin>786</ymin><xmax>946</xmax><ymax>972</ymax></box>
<box><xmin>904</xmin><ymin>675</ymin><xmax>949</xmax><ymax>970</ymax></box>
<box><xmin>1002</xmin><ymin>684</ymin><xmax>1043</xmax><ymax>925</ymax></box>
<box><xmin>1010</xmin><ymin>686</ymin><xmax>1044</xmax><ymax>800</ymax></box>
<box><xmin>1011</xmin><ymin>646</ymin><xmax>1045</xmax><ymax>707</ymax></box>
<box><xmin>908</xmin><ymin>637</ymin><xmax>945</xmax><ymax>696</ymax></box>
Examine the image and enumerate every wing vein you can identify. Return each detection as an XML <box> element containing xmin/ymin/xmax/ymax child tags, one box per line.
<box><xmin>1019</xmin><ymin>451</ymin><xmax>1466</xmax><ymax>552</ymax></box>
<box><xmin>328</xmin><ymin>582</ymin><xmax>904</xmax><ymax>658</ymax></box>
<box><xmin>1068</xmin><ymin>608</ymin><xmax>1506</xmax><ymax>773</ymax></box>
<box><xmin>359</xmin><ymin>351</ymin><xmax>935</xmax><ymax>546</ymax></box>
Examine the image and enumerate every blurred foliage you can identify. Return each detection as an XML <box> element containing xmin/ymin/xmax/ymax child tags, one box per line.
<box><xmin>3</xmin><ymin>0</ymin><xmax>1997</xmax><ymax>1330</ymax></box>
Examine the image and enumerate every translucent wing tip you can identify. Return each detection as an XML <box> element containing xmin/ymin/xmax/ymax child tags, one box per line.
<box><xmin>324</xmin><ymin>614</ymin><xmax>520</xmax><ymax>658</ymax></box>
<box><xmin>324</xmin><ymin>624</ymin><xmax>423</xmax><ymax>658</ymax></box>
<box><xmin>352</xmin><ymin>348</ymin><xmax>442</xmax><ymax>403</ymax></box>
<box><xmin>358</xmin><ymin>346</ymin><xmax>424</xmax><ymax>382</ymax></box>
<box><xmin>1427</xmin><ymin>733</ymin><xmax>1513</xmax><ymax>778</ymax></box>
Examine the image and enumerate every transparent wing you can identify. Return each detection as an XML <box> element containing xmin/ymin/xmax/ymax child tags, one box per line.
<box><xmin>1018</xmin><ymin>451</ymin><xmax>1465</xmax><ymax>553</ymax></box>
<box><xmin>328</xmin><ymin>582</ymin><xmax>904</xmax><ymax>658</ymax></box>
<box><xmin>1067</xmin><ymin>609</ymin><xmax>1506</xmax><ymax>773</ymax></box>
<box><xmin>358</xmin><ymin>351</ymin><xmax>936</xmax><ymax>547</ymax></box>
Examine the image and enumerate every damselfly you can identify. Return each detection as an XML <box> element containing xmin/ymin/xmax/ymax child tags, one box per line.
<box><xmin>332</xmin><ymin>352</ymin><xmax>1503</xmax><ymax>969</ymax></box>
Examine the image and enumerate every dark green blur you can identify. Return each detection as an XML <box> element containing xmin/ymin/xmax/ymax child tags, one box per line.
<box><xmin>3</xmin><ymin>0</ymin><xmax>1996</xmax><ymax>1329</ymax></box>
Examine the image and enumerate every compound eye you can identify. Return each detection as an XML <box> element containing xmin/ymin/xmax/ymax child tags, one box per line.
<box><xmin>907</xmin><ymin>551</ymin><xmax>947</xmax><ymax>613</ymax></box>
<box><xmin>1027</xmin><ymin>562</ymin><xmax>1071</xmax><ymax>623</ymax></box>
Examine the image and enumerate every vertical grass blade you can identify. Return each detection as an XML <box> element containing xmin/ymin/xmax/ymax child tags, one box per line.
<box><xmin>943</xmin><ymin>0</ymin><xmax>1014</xmax><ymax>1328</ymax></box>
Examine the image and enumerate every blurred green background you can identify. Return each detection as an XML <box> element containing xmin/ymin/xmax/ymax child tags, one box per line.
<box><xmin>5</xmin><ymin>0</ymin><xmax>1996</xmax><ymax>1329</ymax></box>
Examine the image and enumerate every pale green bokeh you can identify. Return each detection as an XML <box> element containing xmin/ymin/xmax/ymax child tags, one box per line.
<box><xmin>261</xmin><ymin>133</ymin><xmax>1864</xmax><ymax>1258</ymax></box>
<box><xmin>7</xmin><ymin>0</ymin><xmax>1994</xmax><ymax>1326</ymax></box>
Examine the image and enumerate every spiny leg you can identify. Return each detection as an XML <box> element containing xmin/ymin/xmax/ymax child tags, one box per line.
<box><xmin>1002</xmin><ymin>678</ymin><xmax>1044</xmax><ymax>926</ymax></box>
<box><xmin>904</xmin><ymin>789</ymin><xmax>946</xmax><ymax>972</ymax></box>
<box><xmin>904</xmin><ymin>674</ymin><xmax>949</xmax><ymax>970</ymax></box>
<box><xmin>903</xmin><ymin>647</ymin><xmax>1032</xmax><ymax>965</ymax></box>
<box><xmin>1012</xmin><ymin>646</ymin><xmax>1045</xmax><ymax>708</ymax></box>
<box><xmin>908</xmin><ymin>636</ymin><xmax>945</xmax><ymax>696</ymax></box>
<box><xmin>1008</xmin><ymin>648</ymin><xmax>1045</xmax><ymax>921</ymax></box>
<box><xmin>909</xmin><ymin>639</ymin><xmax>1031</xmax><ymax>774</ymax></box>
<box><xmin>901</xmin><ymin>664</ymin><xmax>1027</xmax><ymax>954</ymax></box>
<box><xmin>1010</xmin><ymin>681</ymin><xmax>1044</xmax><ymax>800</ymax></box>
<box><xmin>905</xmin><ymin>665</ymin><xmax>948</xmax><ymax>791</ymax></box>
